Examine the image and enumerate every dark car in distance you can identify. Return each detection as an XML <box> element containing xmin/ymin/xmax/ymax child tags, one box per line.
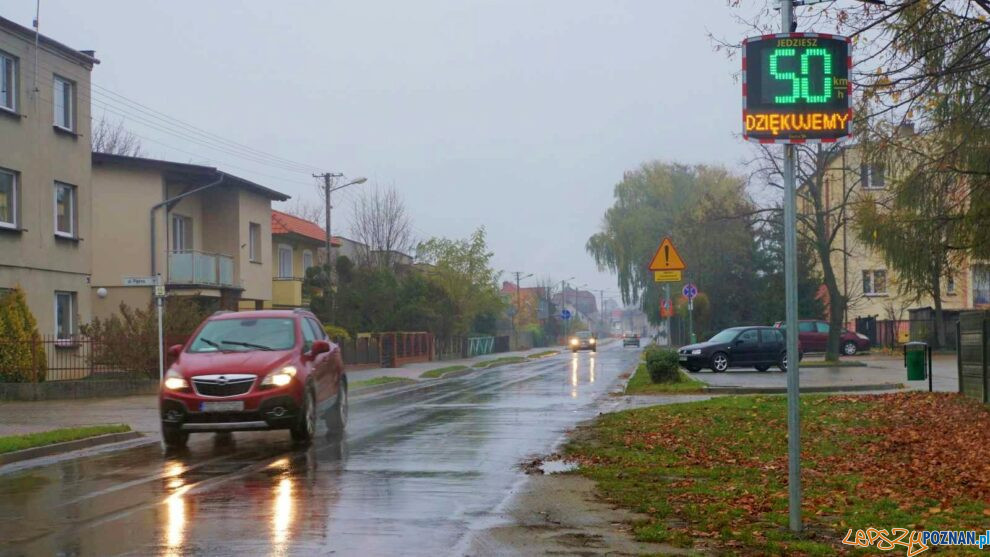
<box><xmin>569</xmin><ymin>330</ymin><xmax>597</xmax><ymax>352</ymax></box>
<box><xmin>159</xmin><ymin>309</ymin><xmax>348</xmax><ymax>449</ymax></box>
<box><xmin>678</xmin><ymin>326</ymin><xmax>800</xmax><ymax>373</ymax></box>
<box><xmin>773</xmin><ymin>319</ymin><xmax>870</xmax><ymax>356</ymax></box>
<box><xmin>622</xmin><ymin>332</ymin><xmax>640</xmax><ymax>347</ymax></box>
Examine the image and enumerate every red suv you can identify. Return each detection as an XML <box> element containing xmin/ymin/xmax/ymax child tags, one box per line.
<box><xmin>159</xmin><ymin>309</ymin><xmax>347</xmax><ymax>448</ymax></box>
<box><xmin>773</xmin><ymin>319</ymin><xmax>871</xmax><ymax>356</ymax></box>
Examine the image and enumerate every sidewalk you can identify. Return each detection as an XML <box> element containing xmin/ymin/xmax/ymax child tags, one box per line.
<box><xmin>0</xmin><ymin>345</ymin><xmax>565</xmax><ymax>439</ymax></box>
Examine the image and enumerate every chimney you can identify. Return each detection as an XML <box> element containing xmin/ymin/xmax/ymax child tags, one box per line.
<box><xmin>896</xmin><ymin>121</ymin><xmax>915</xmax><ymax>138</ymax></box>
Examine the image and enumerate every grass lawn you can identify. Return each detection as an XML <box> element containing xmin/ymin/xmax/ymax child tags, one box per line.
<box><xmin>566</xmin><ymin>392</ymin><xmax>990</xmax><ymax>555</ymax></box>
<box><xmin>350</xmin><ymin>376</ymin><xmax>415</xmax><ymax>390</ymax></box>
<box><xmin>527</xmin><ymin>350</ymin><xmax>559</xmax><ymax>359</ymax></box>
<box><xmin>420</xmin><ymin>365</ymin><xmax>469</xmax><ymax>379</ymax></box>
<box><xmin>0</xmin><ymin>424</ymin><xmax>131</xmax><ymax>454</ymax></box>
<box><xmin>624</xmin><ymin>363</ymin><xmax>708</xmax><ymax>394</ymax></box>
<box><xmin>474</xmin><ymin>356</ymin><xmax>527</xmax><ymax>369</ymax></box>
<box><xmin>800</xmin><ymin>360</ymin><xmax>868</xmax><ymax>368</ymax></box>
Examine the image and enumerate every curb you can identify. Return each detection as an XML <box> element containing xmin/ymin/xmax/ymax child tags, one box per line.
<box><xmin>0</xmin><ymin>431</ymin><xmax>145</xmax><ymax>466</ymax></box>
<box><xmin>349</xmin><ymin>379</ymin><xmax>418</xmax><ymax>397</ymax></box>
<box><xmin>703</xmin><ymin>382</ymin><xmax>904</xmax><ymax>394</ymax></box>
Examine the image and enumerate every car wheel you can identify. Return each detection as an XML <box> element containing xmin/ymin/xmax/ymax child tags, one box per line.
<box><xmin>779</xmin><ymin>352</ymin><xmax>788</xmax><ymax>372</ymax></box>
<box><xmin>710</xmin><ymin>352</ymin><xmax>729</xmax><ymax>373</ymax></box>
<box><xmin>324</xmin><ymin>380</ymin><xmax>348</xmax><ymax>438</ymax></box>
<box><xmin>755</xmin><ymin>364</ymin><xmax>770</xmax><ymax>372</ymax></box>
<box><xmin>162</xmin><ymin>425</ymin><xmax>188</xmax><ymax>449</ymax></box>
<box><xmin>842</xmin><ymin>341</ymin><xmax>857</xmax><ymax>356</ymax></box>
<box><xmin>290</xmin><ymin>386</ymin><xmax>317</xmax><ymax>443</ymax></box>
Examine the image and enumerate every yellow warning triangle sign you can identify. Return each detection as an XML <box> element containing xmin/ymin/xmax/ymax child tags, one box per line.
<box><xmin>648</xmin><ymin>237</ymin><xmax>686</xmax><ymax>271</ymax></box>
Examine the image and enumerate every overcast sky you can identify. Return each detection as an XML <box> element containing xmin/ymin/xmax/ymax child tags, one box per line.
<box><xmin>4</xmin><ymin>0</ymin><xmax>756</xmax><ymax>305</ymax></box>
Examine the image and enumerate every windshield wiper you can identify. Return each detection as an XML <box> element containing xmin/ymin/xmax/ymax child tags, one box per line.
<box><xmin>199</xmin><ymin>337</ymin><xmax>221</xmax><ymax>349</ymax></box>
<box><xmin>220</xmin><ymin>340</ymin><xmax>274</xmax><ymax>351</ymax></box>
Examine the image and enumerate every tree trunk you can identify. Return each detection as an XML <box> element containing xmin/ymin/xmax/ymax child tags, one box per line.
<box><xmin>816</xmin><ymin>236</ymin><xmax>845</xmax><ymax>361</ymax></box>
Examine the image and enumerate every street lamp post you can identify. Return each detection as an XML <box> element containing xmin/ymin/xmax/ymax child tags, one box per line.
<box><xmin>313</xmin><ymin>174</ymin><xmax>367</xmax><ymax>324</ymax></box>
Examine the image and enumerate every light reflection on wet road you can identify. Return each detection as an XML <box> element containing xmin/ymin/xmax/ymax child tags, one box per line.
<box><xmin>0</xmin><ymin>345</ymin><xmax>640</xmax><ymax>556</ymax></box>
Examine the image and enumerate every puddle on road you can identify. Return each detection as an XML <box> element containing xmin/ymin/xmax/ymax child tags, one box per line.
<box><xmin>520</xmin><ymin>455</ymin><xmax>579</xmax><ymax>475</ymax></box>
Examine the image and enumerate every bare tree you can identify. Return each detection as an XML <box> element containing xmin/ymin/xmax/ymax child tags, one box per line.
<box><xmin>92</xmin><ymin>115</ymin><xmax>144</xmax><ymax>156</ymax></box>
<box><xmin>349</xmin><ymin>184</ymin><xmax>415</xmax><ymax>269</ymax></box>
<box><xmin>283</xmin><ymin>198</ymin><xmax>324</xmax><ymax>227</ymax></box>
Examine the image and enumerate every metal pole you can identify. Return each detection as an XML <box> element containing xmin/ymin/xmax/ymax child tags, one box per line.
<box><xmin>687</xmin><ymin>296</ymin><xmax>694</xmax><ymax>343</ymax></box>
<box><xmin>156</xmin><ymin>276</ymin><xmax>165</xmax><ymax>383</ymax></box>
<box><xmin>324</xmin><ymin>175</ymin><xmax>334</xmax><ymax>323</ymax></box>
<box><xmin>781</xmin><ymin>0</ymin><xmax>802</xmax><ymax>534</ymax></box>
<box><xmin>665</xmin><ymin>283</ymin><xmax>671</xmax><ymax>346</ymax></box>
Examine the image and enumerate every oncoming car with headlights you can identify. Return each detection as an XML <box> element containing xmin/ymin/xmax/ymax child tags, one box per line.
<box><xmin>159</xmin><ymin>309</ymin><xmax>347</xmax><ymax>448</ymax></box>
<box><xmin>569</xmin><ymin>330</ymin><xmax>597</xmax><ymax>352</ymax></box>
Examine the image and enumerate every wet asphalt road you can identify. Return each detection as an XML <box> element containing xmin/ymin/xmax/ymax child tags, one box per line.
<box><xmin>0</xmin><ymin>344</ymin><xmax>640</xmax><ymax>557</ymax></box>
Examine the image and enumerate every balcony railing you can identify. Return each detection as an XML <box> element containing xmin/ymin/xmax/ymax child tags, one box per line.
<box><xmin>168</xmin><ymin>250</ymin><xmax>235</xmax><ymax>287</ymax></box>
<box><xmin>272</xmin><ymin>277</ymin><xmax>305</xmax><ymax>307</ymax></box>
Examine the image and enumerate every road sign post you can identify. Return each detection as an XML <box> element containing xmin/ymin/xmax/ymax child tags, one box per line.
<box><xmin>682</xmin><ymin>283</ymin><xmax>698</xmax><ymax>344</ymax></box>
<box><xmin>155</xmin><ymin>274</ymin><xmax>165</xmax><ymax>384</ymax></box>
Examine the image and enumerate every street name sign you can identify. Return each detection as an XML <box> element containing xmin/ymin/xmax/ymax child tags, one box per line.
<box><xmin>122</xmin><ymin>276</ymin><xmax>157</xmax><ymax>286</ymax></box>
<box><xmin>743</xmin><ymin>33</ymin><xmax>851</xmax><ymax>143</ymax></box>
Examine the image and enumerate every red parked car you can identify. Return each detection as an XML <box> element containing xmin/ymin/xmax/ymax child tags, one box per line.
<box><xmin>159</xmin><ymin>309</ymin><xmax>347</xmax><ymax>449</ymax></box>
<box><xmin>773</xmin><ymin>319</ymin><xmax>871</xmax><ymax>356</ymax></box>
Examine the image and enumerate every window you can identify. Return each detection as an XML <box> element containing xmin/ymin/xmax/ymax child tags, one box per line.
<box><xmin>815</xmin><ymin>322</ymin><xmax>830</xmax><ymax>333</ymax></box>
<box><xmin>55</xmin><ymin>291</ymin><xmax>76</xmax><ymax>339</ymax></box>
<box><xmin>861</xmin><ymin>164</ymin><xmax>885</xmax><ymax>190</ymax></box>
<box><xmin>760</xmin><ymin>329</ymin><xmax>781</xmax><ymax>344</ymax></box>
<box><xmin>54</xmin><ymin>182</ymin><xmax>76</xmax><ymax>237</ymax></box>
<box><xmin>187</xmin><ymin>318</ymin><xmax>297</xmax><ymax>352</ymax></box>
<box><xmin>798</xmin><ymin>321</ymin><xmax>815</xmax><ymax>333</ymax></box>
<box><xmin>170</xmin><ymin>214</ymin><xmax>192</xmax><ymax>251</ymax></box>
<box><xmin>863</xmin><ymin>269</ymin><xmax>887</xmax><ymax>295</ymax></box>
<box><xmin>737</xmin><ymin>329</ymin><xmax>759</xmax><ymax>345</ymax></box>
<box><xmin>249</xmin><ymin>222</ymin><xmax>261</xmax><ymax>262</ymax></box>
<box><xmin>53</xmin><ymin>75</ymin><xmax>74</xmax><ymax>130</ymax></box>
<box><xmin>306</xmin><ymin>318</ymin><xmax>326</xmax><ymax>340</ymax></box>
<box><xmin>300</xmin><ymin>317</ymin><xmax>316</xmax><ymax>352</ymax></box>
<box><xmin>0</xmin><ymin>51</ymin><xmax>15</xmax><ymax>112</ymax></box>
<box><xmin>947</xmin><ymin>274</ymin><xmax>956</xmax><ymax>295</ymax></box>
<box><xmin>0</xmin><ymin>169</ymin><xmax>16</xmax><ymax>228</ymax></box>
<box><xmin>302</xmin><ymin>249</ymin><xmax>314</xmax><ymax>271</ymax></box>
<box><xmin>278</xmin><ymin>245</ymin><xmax>293</xmax><ymax>278</ymax></box>
<box><xmin>974</xmin><ymin>265</ymin><xmax>990</xmax><ymax>305</ymax></box>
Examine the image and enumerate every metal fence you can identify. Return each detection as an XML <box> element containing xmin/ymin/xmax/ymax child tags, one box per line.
<box><xmin>0</xmin><ymin>335</ymin><xmax>127</xmax><ymax>382</ymax></box>
<box><xmin>335</xmin><ymin>336</ymin><xmax>381</xmax><ymax>367</ymax></box>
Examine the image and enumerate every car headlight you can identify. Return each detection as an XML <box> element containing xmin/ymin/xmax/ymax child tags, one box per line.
<box><xmin>589</xmin><ymin>338</ymin><xmax>596</xmax><ymax>344</ymax></box>
<box><xmin>691</xmin><ymin>349</ymin><xmax>702</xmax><ymax>355</ymax></box>
<box><xmin>570</xmin><ymin>338</ymin><xmax>578</xmax><ymax>345</ymax></box>
<box><xmin>261</xmin><ymin>365</ymin><xmax>297</xmax><ymax>387</ymax></box>
<box><xmin>163</xmin><ymin>368</ymin><xmax>189</xmax><ymax>390</ymax></box>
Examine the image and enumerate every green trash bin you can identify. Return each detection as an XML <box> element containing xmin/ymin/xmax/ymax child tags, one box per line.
<box><xmin>904</xmin><ymin>341</ymin><xmax>927</xmax><ymax>381</ymax></box>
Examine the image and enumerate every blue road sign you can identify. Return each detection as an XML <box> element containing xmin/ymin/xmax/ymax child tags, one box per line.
<box><xmin>682</xmin><ymin>283</ymin><xmax>698</xmax><ymax>300</ymax></box>
<box><xmin>561</xmin><ymin>309</ymin><xmax>572</xmax><ymax>320</ymax></box>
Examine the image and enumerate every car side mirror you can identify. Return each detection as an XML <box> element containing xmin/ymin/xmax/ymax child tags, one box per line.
<box><xmin>167</xmin><ymin>344</ymin><xmax>183</xmax><ymax>358</ymax></box>
<box><xmin>310</xmin><ymin>339</ymin><xmax>331</xmax><ymax>356</ymax></box>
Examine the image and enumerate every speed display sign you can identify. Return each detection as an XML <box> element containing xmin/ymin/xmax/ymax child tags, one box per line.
<box><xmin>743</xmin><ymin>33</ymin><xmax>851</xmax><ymax>143</ymax></box>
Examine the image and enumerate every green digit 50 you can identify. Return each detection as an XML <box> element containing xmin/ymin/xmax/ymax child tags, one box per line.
<box><xmin>769</xmin><ymin>47</ymin><xmax>832</xmax><ymax>104</ymax></box>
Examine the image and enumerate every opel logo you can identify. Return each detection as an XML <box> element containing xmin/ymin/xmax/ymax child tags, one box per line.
<box><xmin>217</xmin><ymin>376</ymin><xmax>228</xmax><ymax>385</ymax></box>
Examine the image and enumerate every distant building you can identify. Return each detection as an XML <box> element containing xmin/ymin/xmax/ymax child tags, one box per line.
<box><xmin>271</xmin><ymin>210</ymin><xmax>340</xmax><ymax>308</ymax></box>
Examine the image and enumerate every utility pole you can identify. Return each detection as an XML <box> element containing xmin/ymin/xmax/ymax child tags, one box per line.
<box><xmin>512</xmin><ymin>272</ymin><xmax>532</xmax><ymax>349</ymax></box>
<box><xmin>313</xmin><ymin>173</ymin><xmax>367</xmax><ymax>324</ymax></box>
<box><xmin>314</xmin><ymin>172</ymin><xmax>343</xmax><ymax>323</ymax></box>
<box><xmin>780</xmin><ymin>0</ymin><xmax>803</xmax><ymax>534</ymax></box>
<box><xmin>599</xmin><ymin>289</ymin><xmax>605</xmax><ymax>334</ymax></box>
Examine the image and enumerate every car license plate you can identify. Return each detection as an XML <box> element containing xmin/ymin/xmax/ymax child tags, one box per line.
<box><xmin>201</xmin><ymin>401</ymin><xmax>244</xmax><ymax>412</ymax></box>
<box><xmin>679</xmin><ymin>356</ymin><xmax>687</xmax><ymax>361</ymax></box>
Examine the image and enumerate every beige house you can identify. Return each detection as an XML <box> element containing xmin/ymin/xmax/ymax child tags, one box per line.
<box><xmin>90</xmin><ymin>154</ymin><xmax>289</xmax><ymax>318</ymax></box>
<box><xmin>813</xmin><ymin>140</ymin><xmax>978</xmax><ymax>332</ymax></box>
<box><xmin>269</xmin><ymin>209</ymin><xmax>340</xmax><ymax>309</ymax></box>
<box><xmin>0</xmin><ymin>16</ymin><xmax>98</xmax><ymax>338</ymax></box>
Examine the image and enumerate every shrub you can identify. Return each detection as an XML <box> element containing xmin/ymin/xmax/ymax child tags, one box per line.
<box><xmin>0</xmin><ymin>288</ymin><xmax>47</xmax><ymax>382</ymax></box>
<box><xmin>644</xmin><ymin>345</ymin><xmax>680</xmax><ymax>383</ymax></box>
<box><xmin>323</xmin><ymin>324</ymin><xmax>351</xmax><ymax>340</ymax></box>
<box><xmin>81</xmin><ymin>298</ymin><xmax>215</xmax><ymax>374</ymax></box>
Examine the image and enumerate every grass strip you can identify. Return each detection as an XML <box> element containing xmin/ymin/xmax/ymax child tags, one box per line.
<box><xmin>624</xmin><ymin>363</ymin><xmax>708</xmax><ymax>394</ymax></box>
<box><xmin>474</xmin><ymin>356</ymin><xmax>527</xmax><ymax>369</ymax></box>
<box><xmin>350</xmin><ymin>376</ymin><xmax>415</xmax><ymax>390</ymax></box>
<box><xmin>566</xmin><ymin>392</ymin><xmax>990</xmax><ymax>555</ymax></box>
<box><xmin>420</xmin><ymin>365</ymin><xmax>469</xmax><ymax>379</ymax></box>
<box><xmin>527</xmin><ymin>350</ymin><xmax>559</xmax><ymax>359</ymax></box>
<box><xmin>0</xmin><ymin>424</ymin><xmax>131</xmax><ymax>455</ymax></box>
